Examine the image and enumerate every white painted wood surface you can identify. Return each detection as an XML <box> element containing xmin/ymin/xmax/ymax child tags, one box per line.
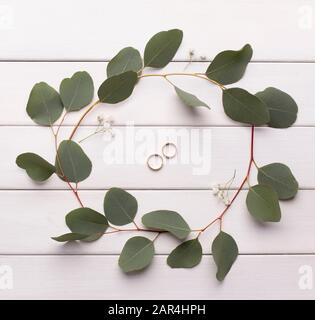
<box><xmin>0</xmin><ymin>0</ymin><xmax>314</xmax><ymax>299</ymax></box>
<box><xmin>0</xmin><ymin>256</ymin><xmax>314</xmax><ymax>300</ymax></box>
<box><xmin>0</xmin><ymin>0</ymin><xmax>314</xmax><ymax>61</ymax></box>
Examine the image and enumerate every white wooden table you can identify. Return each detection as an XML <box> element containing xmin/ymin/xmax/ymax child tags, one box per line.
<box><xmin>0</xmin><ymin>0</ymin><xmax>314</xmax><ymax>299</ymax></box>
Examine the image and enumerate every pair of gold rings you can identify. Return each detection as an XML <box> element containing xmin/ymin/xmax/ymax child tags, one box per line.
<box><xmin>147</xmin><ymin>142</ymin><xmax>177</xmax><ymax>171</ymax></box>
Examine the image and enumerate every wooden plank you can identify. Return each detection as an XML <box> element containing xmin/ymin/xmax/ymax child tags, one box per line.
<box><xmin>2</xmin><ymin>126</ymin><xmax>312</xmax><ymax>189</ymax></box>
<box><xmin>0</xmin><ymin>62</ymin><xmax>313</xmax><ymax>126</ymax></box>
<box><xmin>0</xmin><ymin>190</ymin><xmax>312</xmax><ymax>254</ymax></box>
<box><xmin>1</xmin><ymin>1</ymin><xmax>314</xmax><ymax>61</ymax></box>
<box><xmin>0</xmin><ymin>255</ymin><xmax>313</xmax><ymax>299</ymax></box>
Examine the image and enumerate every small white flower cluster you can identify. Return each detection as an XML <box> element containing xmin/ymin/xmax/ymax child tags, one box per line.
<box><xmin>211</xmin><ymin>171</ymin><xmax>236</xmax><ymax>206</ymax></box>
<box><xmin>97</xmin><ymin>114</ymin><xmax>115</xmax><ymax>138</ymax></box>
<box><xmin>212</xmin><ymin>183</ymin><xmax>230</xmax><ymax>206</ymax></box>
<box><xmin>184</xmin><ymin>49</ymin><xmax>208</xmax><ymax>70</ymax></box>
<box><xmin>78</xmin><ymin>114</ymin><xmax>115</xmax><ymax>144</ymax></box>
<box><xmin>188</xmin><ymin>49</ymin><xmax>208</xmax><ymax>61</ymax></box>
<box><xmin>189</xmin><ymin>49</ymin><xmax>195</xmax><ymax>59</ymax></box>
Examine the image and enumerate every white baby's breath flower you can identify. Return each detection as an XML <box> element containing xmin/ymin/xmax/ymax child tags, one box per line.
<box><xmin>104</xmin><ymin>115</ymin><xmax>114</xmax><ymax>124</ymax></box>
<box><xmin>103</xmin><ymin>130</ymin><xmax>114</xmax><ymax>141</ymax></box>
<box><xmin>79</xmin><ymin>114</ymin><xmax>115</xmax><ymax>144</ymax></box>
<box><xmin>184</xmin><ymin>49</ymin><xmax>195</xmax><ymax>71</ymax></box>
<box><xmin>211</xmin><ymin>183</ymin><xmax>220</xmax><ymax>195</ymax></box>
<box><xmin>211</xmin><ymin>171</ymin><xmax>236</xmax><ymax>206</ymax></box>
<box><xmin>223</xmin><ymin>198</ymin><xmax>230</xmax><ymax>206</ymax></box>
<box><xmin>218</xmin><ymin>190</ymin><xmax>225</xmax><ymax>200</ymax></box>
<box><xmin>97</xmin><ymin>114</ymin><xmax>105</xmax><ymax>125</ymax></box>
<box><xmin>103</xmin><ymin>122</ymin><xmax>111</xmax><ymax>129</ymax></box>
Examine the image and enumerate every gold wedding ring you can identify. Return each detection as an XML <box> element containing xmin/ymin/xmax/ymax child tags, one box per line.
<box><xmin>162</xmin><ymin>142</ymin><xmax>177</xmax><ymax>159</ymax></box>
<box><xmin>147</xmin><ymin>154</ymin><xmax>164</xmax><ymax>171</ymax></box>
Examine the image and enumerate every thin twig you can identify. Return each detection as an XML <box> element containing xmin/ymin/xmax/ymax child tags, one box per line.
<box><xmin>69</xmin><ymin>100</ymin><xmax>100</xmax><ymax>140</ymax></box>
<box><xmin>139</xmin><ymin>72</ymin><xmax>226</xmax><ymax>90</ymax></box>
<box><xmin>199</xmin><ymin>125</ymin><xmax>255</xmax><ymax>233</ymax></box>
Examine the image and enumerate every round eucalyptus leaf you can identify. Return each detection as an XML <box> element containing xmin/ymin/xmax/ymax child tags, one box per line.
<box><xmin>222</xmin><ymin>88</ymin><xmax>270</xmax><ymax>125</ymax></box>
<box><xmin>119</xmin><ymin>236</ymin><xmax>154</xmax><ymax>273</ymax></box>
<box><xmin>26</xmin><ymin>82</ymin><xmax>64</xmax><ymax>125</ymax></box>
<box><xmin>246</xmin><ymin>185</ymin><xmax>281</xmax><ymax>222</ymax></box>
<box><xmin>144</xmin><ymin>29</ymin><xmax>183</xmax><ymax>68</ymax></box>
<box><xmin>51</xmin><ymin>233</ymin><xmax>89</xmax><ymax>242</ymax></box>
<box><xmin>55</xmin><ymin>140</ymin><xmax>92</xmax><ymax>183</ymax></box>
<box><xmin>174</xmin><ymin>86</ymin><xmax>210</xmax><ymax>109</ymax></box>
<box><xmin>60</xmin><ymin>71</ymin><xmax>94</xmax><ymax>112</ymax></box>
<box><xmin>257</xmin><ymin>163</ymin><xmax>298</xmax><ymax>200</ymax></box>
<box><xmin>98</xmin><ymin>71</ymin><xmax>138</xmax><ymax>104</ymax></box>
<box><xmin>104</xmin><ymin>188</ymin><xmax>138</xmax><ymax>226</ymax></box>
<box><xmin>206</xmin><ymin>44</ymin><xmax>253</xmax><ymax>85</ymax></box>
<box><xmin>107</xmin><ymin>47</ymin><xmax>143</xmax><ymax>78</ymax></box>
<box><xmin>255</xmin><ymin>87</ymin><xmax>298</xmax><ymax>128</ymax></box>
<box><xmin>167</xmin><ymin>239</ymin><xmax>202</xmax><ymax>268</ymax></box>
<box><xmin>212</xmin><ymin>231</ymin><xmax>238</xmax><ymax>281</ymax></box>
<box><xmin>16</xmin><ymin>152</ymin><xmax>55</xmax><ymax>182</ymax></box>
<box><xmin>142</xmin><ymin>210</ymin><xmax>191</xmax><ymax>239</ymax></box>
<box><xmin>66</xmin><ymin>207</ymin><xmax>108</xmax><ymax>242</ymax></box>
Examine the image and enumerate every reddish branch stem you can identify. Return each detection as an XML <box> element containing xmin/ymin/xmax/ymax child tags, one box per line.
<box><xmin>56</xmin><ymin>71</ymin><xmax>256</xmax><ymax>237</ymax></box>
<box><xmin>199</xmin><ymin>125</ymin><xmax>255</xmax><ymax>233</ymax></box>
<box><xmin>51</xmin><ymin>124</ymin><xmax>85</xmax><ymax>207</ymax></box>
<box><xmin>65</xmin><ymin>181</ymin><xmax>84</xmax><ymax>207</ymax></box>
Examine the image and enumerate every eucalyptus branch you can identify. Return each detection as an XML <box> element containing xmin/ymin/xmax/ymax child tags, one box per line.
<box><xmin>69</xmin><ymin>71</ymin><xmax>225</xmax><ymax>142</ymax></box>
<box><xmin>139</xmin><ymin>72</ymin><xmax>226</xmax><ymax>90</ymax></box>
<box><xmin>16</xmin><ymin>28</ymin><xmax>299</xmax><ymax>281</ymax></box>
<box><xmin>197</xmin><ymin>126</ymin><xmax>255</xmax><ymax>234</ymax></box>
<box><xmin>69</xmin><ymin>99</ymin><xmax>100</xmax><ymax>140</ymax></box>
<box><xmin>103</xmin><ymin>228</ymin><xmax>159</xmax><ymax>235</ymax></box>
<box><xmin>55</xmin><ymin>111</ymin><xmax>68</xmax><ymax>139</ymax></box>
<box><xmin>51</xmin><ymin>123</ymin><xmax>85</xmax><ymax>208</ymax></box>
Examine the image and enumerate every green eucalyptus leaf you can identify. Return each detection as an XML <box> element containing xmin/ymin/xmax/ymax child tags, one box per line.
<box><xmin>98</xmin><ymin>71</ymin><xmax>138</xmax><ymax>104</ymax></box>
<box><xmin>206</xmin><ymin>44</ymin><xmax>253</xmax><ymax>85</ymax></box>
<box><xmin>119</xmin><ymin>236</ymin><xmax>154</xmax><ymax>272</ymax></box>
<box><xmin>246</xmin><ymin>185</ymin><xmax>281</xmax><ymax>222</ymax></box>
<box><xmin>55</xmin><ymin>140</ymin><xmax>92</xmax><ymax>183</ymax></box>
<box><xmin>104</xmin><ymin>188</ymin><xmax>138</xmax><ymax>226</ymax></box>
<box><xmin>107</xmin><ymin>47</ymin><xmax>143</xmax><ymax>77</ymax></box>
<box><xmin>174</xmin><ymin>86</ymin><xmax>210</xmax><ymax>109</ymax></box>
<box><xmin>255</xmin><ymin>87</ymin><xmax>298</xmax><ymax>128</ymax></box>
<box><xmin>26</xmin><ymin>82</ymin><xmax>64</xmax><ymax>125</ymax></box>
<box><xmin>257</xmin><ymin>163</ymin><xmax>298</xmax><ymax>200</ymax></box>
<box><xmin>16</xmin><ymin>153</ymin><xmax>55</xmax><ymax>182</ymax></box>
<box><xmin>51</xmin><ymin>233</ymin><xmax>89</xmax><ymax>242</ymax></box>
<box><xmin>60</xmin><ymin>71</ymin><xmax>94</xmax><ymax>112</ymax></box>
<box><xmin>222</xmin><ymin>88</ymin><xmax>270</xmax><ymax>125</ymax></box>
<box><xmin>212</xmin><ymin>231</ymin><xmax>238</xmax><ymax>281</ymax></box>
<box><xmin>142</xmin><ymin>210</ymin><xmax>191</xmax><ymax>239</ymax></box>
<box><xmin>144</xmin><ymin>29</ymin><xmax>183</xmax><ymax>68</ymax></box>
<box><xmin>66</xmin><ymin>207</ymin><xmax>108</xmax><ymax>242</ymax></box>
<box><xmin>167</xmin><ymin>239</ymin><xmax>202</xmax><ymax>268</ymax></box>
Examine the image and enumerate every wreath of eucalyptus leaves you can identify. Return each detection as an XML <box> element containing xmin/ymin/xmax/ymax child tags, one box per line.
<box><xmin>16</xmin><ymin>29</ymin><xmax>299</xmax><ymax>281</ymax></box>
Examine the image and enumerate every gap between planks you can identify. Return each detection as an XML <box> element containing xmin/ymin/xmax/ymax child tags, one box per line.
<box><xmin>0</xmin><ymin>125</ymin><xmax>315</xmax><ymax>128</ymax></box>
<box><xmin>1</xmin><ymin>60</ymin><xmax>315</xmax><ymax>63</ymax></box>
<box><xmin>0</xmin><ymin>253</ymin><xmax>314</xmax><ymax>256</ymax></box>
<box><xmin>1</xmin><ymin>188</ymin><xmax>223</xmax><ymax>191</ymax></box>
